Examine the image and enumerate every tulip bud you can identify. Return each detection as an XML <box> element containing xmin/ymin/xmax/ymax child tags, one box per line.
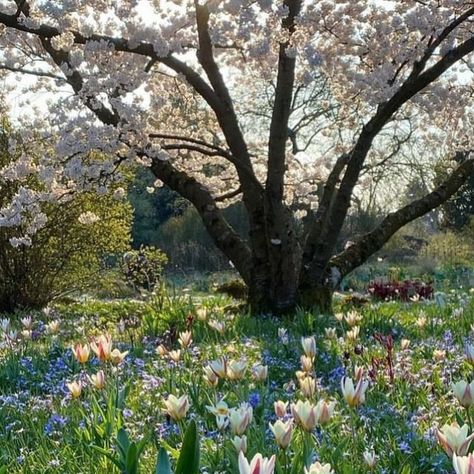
<box><xmin>274</xmin><ymin>400</ymin><xmax>288</xmax><ymax>418</ymax></box>
<box><xmin>354</xmin><ymin>365</ymin><xmax>364</xmax><ymax>381</ymax></box>
<box><xmin>453</xmin><ymin>381</ymin><xmax>474</xmax><ymax>408</ymax></box>
<box><xmin>401</xmin><ymin>339</ymin><xmax>411</xmax><ymax>350</ymax></box>
<box><xmin>252</xmin><ymin>363</ymin><xmax>268</xmax><ymax>382</ymax></box>
<box><xmin>433</xmin><ymin>349</ymin><xmax>446</xmax><ymax>362</ymax></box>
<box><xmin>156</xmin><ymin>344</ymin><xmax>168</xmax><ymax>356</ymax></box>
<box><xmin>314</xmin><ymin>399</ymin><xmax>336</xmax><ymax>424</ymax></box>
<box><xmin>203</xmin><ymin>365</ymin><xmax>219</xmax><ymax>387</ymax></box>
<box><xmin>304</xmin><ymin>461</ymin><xmax>334</xmax><ymax>474</ymax></box>
<box><xmin>67</xmin><ymin>381</ymin><xmax>82</xmax><ymax>399</ymax></box>
<box><xmin>301</xmin><ymin>336</ymin><xmax>316</xmax><ymax>358</ymax></box>
<box><xmin>299</xmin><ymin>376</ymin><xmax>316</xmax><ymax>398</ymax></box>
<box><xmin>269</xmin><ymin>420</ymin><xmax>293</xmax><ymax>450</ymax></box>
<box><xmin>229</xmin><ymin>403</ymin><xmax>253</xmax><ymax>435</ymax></box>
<box><xmin>465</xmin><ymin>344</ymin><xmax>474</xmax><ymax>365</ymax></box>
<box><xmin>216</xmin><ymin>415</ymin><xmax>229</xmax><ymax>431</ymax></box>
<box><xmin>231</xmin><ymin>435</ymin><xmax>247</xmax><ymax>454</ymax></box>
<box><xmin>300</xmin><ymin>355</ymin><xmax>313</xmax><ymax>372</ymax></box>
<box><xmin>196</xmin><ymin>308</ymin><xmax>207</xmax><ymax>321</ymax></box>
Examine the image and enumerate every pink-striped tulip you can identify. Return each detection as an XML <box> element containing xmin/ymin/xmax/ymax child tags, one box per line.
<box><xmin>90</xmin><ymin>334</ymin><xmax>113</xmax><ymax>362</ymax></box>
<box><xmin>72</xmin><ymin>343</ymin><xmax>90</xmax><ymax>364</ymax></box>
<box><xmin>453</xmin><ymin>453</ymin><xmax>474</xmax><ymax>474</ymax></box>
<box><xmin>437</xmin><ymin>423</ymin><xmax>474</xmax><ymax>458</ymax></box>
<box><xmin>269</xmin><ymin>420</ymin><xmax>293</xmax><ymax>449</ymax></box>
<box><xmin>238</xmin><ymin>451</ymin><xmax>276</xmax><ymax>474</ymax></box>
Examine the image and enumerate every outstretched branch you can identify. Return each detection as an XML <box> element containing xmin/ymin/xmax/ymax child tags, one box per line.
<box><xmin>0</xmin><ymin>63</ymin><xmax>65</xmax><ymax>81</ymax></box>
<box><xmin>305</xmin><ymin>12</ymin><xmax>474</xmax><ymax>280</ymax></box>
<box><xmin>328</xmin><ymin>153</ymin><xmax>474</xmax><ymax>285</ymax></box>
<box><xmin>149</xmin><ymin>157</ymin><xmax>252</xmax><ymax>283</ymax></box>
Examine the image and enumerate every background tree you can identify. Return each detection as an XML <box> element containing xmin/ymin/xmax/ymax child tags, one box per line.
<box><xmin>0</xmin><ymin>1</ymin><xmax>474</xmax><ymax>313</ymax></box>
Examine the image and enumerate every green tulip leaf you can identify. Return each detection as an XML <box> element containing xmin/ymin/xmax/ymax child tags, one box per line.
<box><xmin>175</xmin><ymin>420</ymin><xmax>200</xmax><ymax>474</ymax></box>
<box><xmin>155</xmin><ymin>447</ymin><xmax>173</xmax><ymax>474</ymax></box>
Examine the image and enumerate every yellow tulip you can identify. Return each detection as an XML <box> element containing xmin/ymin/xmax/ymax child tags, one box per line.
<box><xmin>67</xmin><ymin>380</ymin><xmax>82</xmax><ymax>399</ymax></box>
<box><xmin>299</xmin><ymin>376</ymin><xmax>316</xmax><ymax>398</ymax></box>
<box><xmin>72</xmin><ymin>343</ymin><xmax>90</xmax><ymax>364</ymax></box>
<box><xmin>168</xmin><ymin>350</ymin><xmax>181</xmax><ymax>363</ymax></box>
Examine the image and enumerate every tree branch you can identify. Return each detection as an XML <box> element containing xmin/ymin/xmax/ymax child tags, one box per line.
<box><xmin>304</xmin><ymin>26</ymin><xmax>474</xmax><ymax>282</ymax></box>
<box><xmin>148</xmin><ymin>156</ymin><xmax>252</xmax><ymax>283</ymax></box>
<box><xmin>328</xmin><ymin>153</ymin><xmax>474</xmax><ymax>284</ymax></box>
<box><xmin>0</xmin><ymin>63</ymin><xmax>66</xmax><ymax>81</ymax></box>
<box><xmin>266</xmin><ymin>0</ymin><xmax>302</xmax><ymax>204</ymax></box>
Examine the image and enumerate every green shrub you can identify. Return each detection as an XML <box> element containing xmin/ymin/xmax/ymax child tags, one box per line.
<box><xmin>121</xmin><ymin>245</ymin><xmax>167</xmax><ymax>293</ymax></box>
<box><xmin>0</xmin><ymin>120</ymin><xmax>132</xmax><ymax>311</ymax></box>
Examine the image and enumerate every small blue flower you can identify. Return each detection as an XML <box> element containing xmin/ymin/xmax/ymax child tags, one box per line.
<box><xmin>248</xmin><ymin>391</ymin><xmax>260</xmax><ymax>408</ymax></box>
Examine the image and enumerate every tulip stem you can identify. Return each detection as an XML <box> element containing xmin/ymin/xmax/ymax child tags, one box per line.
<box><xmin>282</xmin><ymin>448</ymin><xmax>289</xmax><ymax>474</ymax></box>
<box><xmin>350</xmin><ymin>408</ymin><xmax>358</xmax><ymax>457</ymax></box>
<box><xmin>466</xmin><ymin>406</ymin><xmax>473</xmax><ymax>432</ymax></box>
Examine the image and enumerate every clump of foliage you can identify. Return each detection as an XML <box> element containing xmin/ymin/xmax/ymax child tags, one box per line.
<box><xmin>0</xmin><ymin>120</ymin><xmax>132</xmax><ymax>312</ymax></box>
<box><xmin>215</xmin><ymin>278</ymin><xmax>248</xmax><ymax>300</ymax></box>
<box><xmin>423</xmin><ymin>230</ymin><xmax>473</xmax><ymax>267</ymax></box>
<box><xmin>368</xmin><ymin>279</ymin><xmax>434</xmax><ymax>301</ymax></box>
<box><xmin>121</xmin><ymin>245</ymin><xmax>167</xmax><ymax>292</ymax></box>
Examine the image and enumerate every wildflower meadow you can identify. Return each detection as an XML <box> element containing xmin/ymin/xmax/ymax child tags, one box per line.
<box><xmin>1</xmin><ymin>291</ymin><xmax>474</xmax><ymax>473</ymax></box>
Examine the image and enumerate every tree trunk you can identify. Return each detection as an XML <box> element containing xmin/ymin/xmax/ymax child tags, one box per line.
<box><xmin>297</xmin><ymin>285</ymin><xmax>333</xmax><ymax>314</ymax></box>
